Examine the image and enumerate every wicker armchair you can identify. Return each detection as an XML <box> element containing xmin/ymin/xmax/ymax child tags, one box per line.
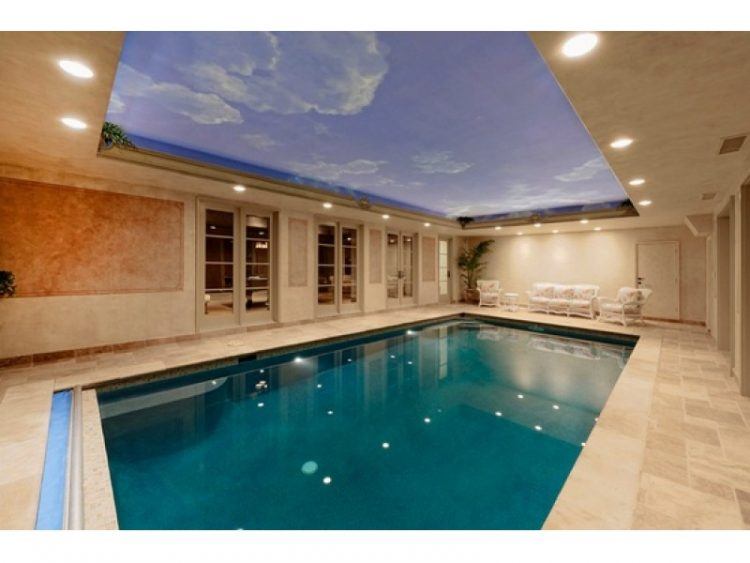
<box><xmin>477</xmin><ymin>279</ymin><xmax>502</xmax><ymax>307</ymax></box>
<box><xmin>598</xmin><ymin>287</ymin><xmax>653</xmax><ymax>326</ymax></box>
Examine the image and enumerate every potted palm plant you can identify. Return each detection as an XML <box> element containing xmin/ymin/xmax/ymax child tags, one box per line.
<box><xmin>99</xmin><ymin>122</ymin><xmax>136</xmax><ymax>151</ymax></box>
<box><xmin>457</xmin><ymin>240</ymin><xmax>494</xmax><ymax>303</ymax></box>
<box><xmin>0</xmin><ymin>271</ymin><xmax>16</xmax><ymax>298</ymax></box>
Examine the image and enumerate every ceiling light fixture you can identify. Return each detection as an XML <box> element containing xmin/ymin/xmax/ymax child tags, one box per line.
<box><xmin>494</xmin><ymin>226</ymin><xmax>502</xmax><ymax>231</ymax></box>
<box><xmin>561</xmin><ymin>33</ymin><xmax>599</xmax><ymax>58</ymax></box>
<box><xmin>628</xmin><ymin>178</ymin><xmax>645</xmax><ymax>186</ymax></box>
<box><xmin>533</xmin><ymin>222</ymin><xmax>542</xmax><ymax>228</ymax></box>
<box><xmin>610</xmin><ymin>137</ymin><xmax>633</xmax><ymax>149</ymax></box>
<box><xmin>322</xmin><ymin>202</ymin><xmax>333</xmax><ymax>209</ymax></box>
<box><xmin>594</xmin><ymin>227</ymin><xmax>602</xmax><ymax>231</ymax></box>
<box><xmin>233</xmin><ymin>184</ymin><xmax>246</xmax><ymax>193</ymax></box>
<box><xmin>58</xmin><ymin>59</ymin><xmax>94</xmax><ymax>78</ymax></box>
<box><xmin>579</xmin><ymin>218</ymin><xmax>589</xmax><ymax>224</ymax></box>
<box><xmin>552</xmin><ymin>229</ymin><xmax>559</xmax><ymax>234</ymax></box>
<box><xmin>60</xmin><ymin>116</ymin><xmax>87</xmax><ymax>130</ymax></box>
<box><xmin>382</xmin><ymin>214</ymin><xmax>390</xmax><ymax>220</ymax></box>
<box><xmin>639</xmin><ymin>199</ymin><xmax>652</xmax><ymax>206</ymax></box>
<box><xmin>423</xmin><ymin>222</ymin><xmax>431</xmax><ymax>227</ymax></box>
<box><xmin>516</xmin><ymin>232</ymin><xmax>523</xmax><ymax>236</ymax></box>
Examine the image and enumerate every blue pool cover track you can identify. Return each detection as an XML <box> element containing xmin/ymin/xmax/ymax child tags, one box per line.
<box><xmin>35</xmin><ymin>390</ymin><xmax>72</xmax><ymax>530</ymax></box>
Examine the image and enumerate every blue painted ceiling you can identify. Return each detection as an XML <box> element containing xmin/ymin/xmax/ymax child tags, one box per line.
<box><xmin>106</xmin><ymin>32</ymin><xmax>629</xmax><ymax>219</ymax></box>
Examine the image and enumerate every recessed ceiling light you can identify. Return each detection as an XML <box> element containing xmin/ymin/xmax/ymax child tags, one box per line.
<box><xmin>533</xmin><ymin>222</ymin><xmax>542</xmax><ymax>228</ymax></box>
<box><xmin>494</xmin><ymin>226</ymin><xmax>502</xmax><ymax>231</ymax></box>
<box><xmin>382</xmin><ymin>214</ymin><xmax>390</xmax><ymax>220</ymax></box>
<box><xmin>562</xmin><ymin>33</ymin><xmax>599</xmax><ymax>58</ymax></box>
<box><xmin>58</xmin><ymin>59</ymin><xmax>94</xmax><ymax>78</ymax></box>
<box><xmin>60</xmin><ymin>116</ymin><xmax>87</xmax><ymax>130</ymax></box>
<box><xmin>552</xmin><ymin>229</ymin><xmax>559</xmax><ymax>234</ymax></box>
<box><xmin>579</xmin><ymin>218</ymin><xmax>589</xmax><ymax>224</ymax></box>
<box><xmin>423</xmin><ymin>222</ymin><xmax>431</xmax><ymax>227</ymax></box>
<box><xmin>322</xmin><ymin>202</ymin><xmax>333</xmax><ymax>209</ymax></box>
<box><xmin>610</xmin><ymin>137</ymin><xmax>633</xmax><ymax>149</ymax></box>
<box><xmin>516</xmin><ymin>232</ymin><xmax>523</xmax><ymax>236</ymax></box>
<box><xmin>232</xmin><ymin>184</ymin><xmax>246</xmax><ymax>193</ymax></box>
<box><xmin>594</xmin><ymin>227</ymin><xmax>602</xmax><ymax>231</ymax></box>
<box><xmin>639</xmin><ymin>199</ymin><xmax>652</xmax><ymax>206</ymax></box>
<box><xmin>628</xmin><ymin>178</ymin><xmax>646</xmax><ymax>186</ymax></box>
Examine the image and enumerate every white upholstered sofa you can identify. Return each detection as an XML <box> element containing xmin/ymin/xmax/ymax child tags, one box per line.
<box><xmin>526</xmin><ymin>283</ymin><xmax>600</xmax><ymax>319</ymax></box>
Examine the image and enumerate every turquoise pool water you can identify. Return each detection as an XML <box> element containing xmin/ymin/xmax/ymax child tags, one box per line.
<box><xmin>98</xmin><ymin>317</ymin><xmax>634</xmax><ymax>529</ymax></box>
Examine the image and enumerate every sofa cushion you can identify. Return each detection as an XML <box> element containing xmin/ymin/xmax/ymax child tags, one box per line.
<box><xmin>573</xmin><ymin>285</ymin><xmax>598</xmax><ymax>300</ymax></box>
<box><xmin>529</xmin><ymin>296</ymin><xmax>550</xmax><ymax>304</ymax></box>
<box><xmin>617</xmin><ymin>287</ymin><xmax>642</xmax><ymax>303</ymax></box>
<box><xmin>531</xmin><ymin>283</ymin><xmax>555</xmax><ymax>298</ymax></box>
<box><xmin>553</xmin><ymin>285</ymin><xmax>577</xmax><ymax>299</ymax></box>
<box><xmin>568</xmin><ymin>299</ymin><xmax>592</xmax><ymax>308</ymax></box>
<box><xmin>549</xmin><ymin>298</ymin><xmax>570</xmax><ymax>308</ymax></box>
<box><xmin>601</xmin><ymin>302</ymin><xmax>640</xmax><ymax>313</ymax></box>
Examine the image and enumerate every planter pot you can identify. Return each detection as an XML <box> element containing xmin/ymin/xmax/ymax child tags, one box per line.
<box><xmin>463</xmin><ymin>288</ymin><xmax>480</xmax><ymax>304</ymax></box>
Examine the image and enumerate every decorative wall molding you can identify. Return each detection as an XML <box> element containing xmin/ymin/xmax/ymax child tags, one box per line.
<box><xmin>369</xmin><ymin>229</ymin><xmax>383</xmax><ymax>284</ymax></box>
<box><xmin>422</xmin><ymin>236</ymin><xmax>437</xmax><ymax>282</ymax></box>
<box><xmin>288</xmin><ymin>218</ymin><xmax>308</xmax><ymax>287</ymax></box>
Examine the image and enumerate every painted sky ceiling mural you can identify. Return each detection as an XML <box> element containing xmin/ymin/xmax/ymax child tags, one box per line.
<box><xmin>106</xmin><ymin>32</ymin><xmax>630</xmax><ymax>219</ymax></box>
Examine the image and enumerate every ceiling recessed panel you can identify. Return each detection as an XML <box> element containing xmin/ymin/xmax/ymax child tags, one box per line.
<box><xmin>106</xmin><ymin>31</ymin><xmax>629</xmax><ymax>218</ymax></box>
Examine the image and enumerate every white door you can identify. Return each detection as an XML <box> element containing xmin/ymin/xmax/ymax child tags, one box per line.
<box><xmin>636</xmin><ymin>241</ymin><xmax>680</xmax><ymax>320</ymax></box>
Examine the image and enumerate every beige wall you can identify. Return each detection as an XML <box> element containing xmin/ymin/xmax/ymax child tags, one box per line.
<box><xmin>0</xmin><ymin>172</ymin><xmax>442</xmax><ymax>359</ymax></box>
<box><xmin>0</xmin><ymin>184</ymin><xmax>196</xmax><ymax>359</ymax></box>
<box><xmin>467</xmin><ymin>225</ymin><xmax>707</xmax><ymax>324</ymax></box>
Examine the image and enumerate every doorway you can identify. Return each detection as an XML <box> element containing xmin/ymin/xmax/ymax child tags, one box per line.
<box><xmin>316</xmin><ymin>221</ymin><xmax>361</xmax><ymax>317</ymax></box>
<box><xmin>438</xmin><ymin>238</ymin><xmax>452</xmax><ymax>304</ymax></box>
<box><xmin>386</xmin><ymin>231</ymin><xmax>416</xmax><ymax>307</ymax></box>
<box><xmin>197</xmin><ymin>200</ymin><xmax>275</xmax><ymax>331</ymax></box>
<box><xmin>636</xmin><ymin>241</ymin><xmax>680</xmax><ymax>321</ymax></box>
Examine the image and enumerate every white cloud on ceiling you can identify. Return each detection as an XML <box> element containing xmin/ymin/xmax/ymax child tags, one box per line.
<box><xmin>107</xmin><ymin>92</ymin><xmax>125</xmax><ymax>114</ymax></box>
<box><xmin>412</xmin><ymin>151</ymin><xmax>473</xmax><ymax>174</ymax></box>
<box><xmin>291</xmin><ymin>159</ymin><xmax>385</xmax><ymax>182</ymax></box>
<box><xmin>182</xmin><ymin>32</ymin><xmax>388</xmax><ymax>116</ymax></box>
<box><xmin>554</xmin><ymin>156</ymin><xmax>607</xmax><ymax>183</ymax></box>
<box><xmin>114</xmin><ymin>63</ymin><xmax>243</xmax><ymax>125</ymax></box>
<box><xmin>241</xmin><ymin>132</ymin><xmax>278</xmax><ymax>150</ymax></box>
<box><xmin>441</xmin><ymin>182</ymin><xmax>618</xmax><ymax>217</ymax></box>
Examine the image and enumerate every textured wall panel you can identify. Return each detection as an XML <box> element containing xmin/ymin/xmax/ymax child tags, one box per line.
<box><xmin>0</xmin><ymin>178</ymin><xmax>183</xmax><ymax>296</ymax></box>
<box><xmin>288</xmin><ymin>218</ymin><xmax>308</xmax><ymax>287</ymax></box>
<box><xmin>422</xmin><ymin>236</ymin><xmax>436</xmax><ymax>282</ymax></box>
<box><xmin>369</xmin><ymin>229</ymin><xmax>383</xmax><ymax>284</ymax></box>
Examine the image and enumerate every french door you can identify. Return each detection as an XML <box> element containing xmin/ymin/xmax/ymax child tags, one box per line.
<box><xmin>386</xmin><ymin>231</ymin><xmax>416</xmax><ymax>307</ymax></box>
<box><xmin>197</xmin><ymin>200</ymin><xmax>274</xmax><ymax>331</ymax></box>
<box><xmin>316</xmin><ymin>222</ymin><xmax>360</xmax><ymax>316</ymax></box>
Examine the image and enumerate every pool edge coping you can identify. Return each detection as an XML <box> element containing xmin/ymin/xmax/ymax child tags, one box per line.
<box><xmin>81</xmin><ymin>309</ymin><xmax>643</xmax><ymax>530</ymax></box>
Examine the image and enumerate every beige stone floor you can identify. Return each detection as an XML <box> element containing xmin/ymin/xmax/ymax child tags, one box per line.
<box><xmin>1</xmin><ymin>304</ymin><xmax>749</xmax><ymax>529</ymax></box>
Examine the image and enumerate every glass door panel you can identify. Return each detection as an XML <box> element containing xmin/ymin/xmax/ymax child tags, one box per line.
<box><xmin>402</xmin><ymin>235</ymin><xmax>414</xmax><ymax>301</ymax></box>
<box><xmin>244</xmin><ymin>214</ymin><xmax>271</xmax><ymax>321</ymax></box>
<box><xmin>386</xmin><ymin>232</ymin><xmax>399</xmax><ymax>303</ymax></box>
<box><xmin>317</xmin><ymin>224</ymin><xmax>337</xmax><ymax>311</ymax></box>
<box><xmin>341</xmin><ymin>227</ymin><xmax>358</xmax><ymax>307</ymax></box>
<box><xmin>439</xmin><ymin>239</ymin><xmax>450</xmax><ymax>303</ymax></box>
<box><xmin>204</xmin><ymin>209</ymin><xmax>235</xmax><ymax>318</ymax></box>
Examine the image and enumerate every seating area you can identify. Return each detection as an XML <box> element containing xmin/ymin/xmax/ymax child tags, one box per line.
<box><xmin>476</xmin><ymin>281</ymin><xmax>652</xmax><ymax>326</ymax></box>
<box><xmin>526</xmin><ymin>283</ymin><xmax>600</xmax><ymax>319</ymax></box>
